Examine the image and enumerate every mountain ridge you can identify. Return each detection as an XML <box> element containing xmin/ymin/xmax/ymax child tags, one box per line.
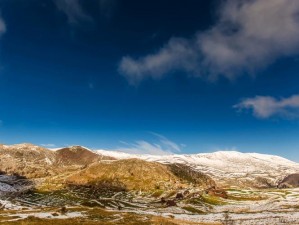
<box><xmin>1</xmin><ymin>143</ymin><xmax>299</xmax><ymax>224</ymax></box>
<box><xmin>1</xmin><ymin>143</ymin><xmax>299</xmax><ymax>189</ymax></box>
<box><xmin>95</xmin><ymin>149</ymin><xmax>299</xmax><ymax>188</ymax></box>
<box><xmin>0</xmin><ymin>143</ymin><xmax>216</xmax><ymax>193</ymax></box>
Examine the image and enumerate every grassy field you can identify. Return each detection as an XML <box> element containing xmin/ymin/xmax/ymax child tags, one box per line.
<box><xmin>2</xmin><ymin>188</ymin><xmax>299</xmax><ymax>224</ymax></box>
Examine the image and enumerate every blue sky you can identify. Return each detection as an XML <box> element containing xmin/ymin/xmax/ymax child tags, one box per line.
<box><xmin>0</xmin><ymin>0</ymin><xmax>299</xmax><ymax>160</ymax></box>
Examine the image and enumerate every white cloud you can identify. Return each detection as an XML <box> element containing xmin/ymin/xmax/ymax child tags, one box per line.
<box><xmin>53</xmin><ymin>0</ymin><xmax>92</xmax><ymax>26</ymax></box>
<box><xmin>119</xmin><ymin>38</ymin><xmax>198</xmax><ymax>85</ymax></box>
<box><xmin>119</xmin><ymin>0</ymin><xmax>299</xmax><ymax>84</ymax></box>
<box><xmin>41</xmin><ymin>143</ymin><xmax>57</xmax><ymax>148</ymax></box>
<box><xmin>234</xmin><ymin>94</ymin><xmax>299</xmax><ymax>119</ymax></box>
<box><xmin>117</xmin><ymin>134</ymin><xmax>183</xmax><ymax>155</ymax></box>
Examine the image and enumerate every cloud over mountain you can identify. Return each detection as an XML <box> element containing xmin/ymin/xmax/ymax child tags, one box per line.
<box><xmin>119</xmin><ymin>0</ymin><xmax>299</xmax><ymax>84</ymax></box>
<box><xmin>117</xmin><ymin>133</ymin><xmax>182</xmax><ymax>155</ymax></box>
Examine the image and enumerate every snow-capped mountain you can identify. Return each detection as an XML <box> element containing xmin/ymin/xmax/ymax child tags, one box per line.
<box><xmin>96</xmin><ymin>149</ymin><xmax>299</xmax><ymax>188</ymax></box>
<box><xmin>1</xmin><ymin>143</ymin><xmax>298</xmax><ymax>188</ymax></box>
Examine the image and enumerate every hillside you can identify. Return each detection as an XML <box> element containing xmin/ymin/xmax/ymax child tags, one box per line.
<box><xmin>66</xmin><ymin>159</ymin><xmax>215</xmax><ymax>191</ymax></box>
<box><xmin>0</xmin><ymin>144</ymin><xmax>57</xmax><ymax>178</ymax></box>
<box><xmin>2</xmin><ymin>143</ymin><xmax>299</xmax><ymax>192</ymax></box>
<box><xmin>0</xmin><ymin>144</ymin><xmax>115</xmax><ymax>178</ymax></box>
<box><xmin>1</xmin><ymin>144</ymin><xmax>299</xmax><ymax>224</ymax></box>
<box><xmin>0</xmin><ymin>144</ymin><xmax>215</xmax><ymax>193</ymax></box>
<box><xmin>96</xmin><ymin>150</ymin><xmax>299</xmax><ymax>188</ymax></box>
<box><xmin>55</xmin><ymin>146</ymin><xmax>114</xmax><ymax>167</ymax></box>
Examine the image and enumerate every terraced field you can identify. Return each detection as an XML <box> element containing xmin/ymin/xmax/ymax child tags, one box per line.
<box><xmin>2</xmin><ymin>187</ymin><xmax>299</xmax><ymax>224</ymax></box>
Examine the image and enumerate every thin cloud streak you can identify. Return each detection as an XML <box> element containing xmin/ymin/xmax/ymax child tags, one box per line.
<box><xmin>99</xmin><ymin>0</ymin><xmax>117</xmax><ymax>19</ymax></box>
<box><xmin>116</xmin><ymin>134</ymin><xmax>183</xmax><ymax>155</ymax></box>
<box><xmin>53</xmin><ymin>0</ymin><xmax>92</xmax><ymax>26</ymax></box>
<box><xmin>150</xmin><ymin>132</ymin><xmax>182</xmax><ymax>152</ymax></box>
<box><xmin>0</xmin><ymin>14</ymin><xmax>6</xmax><ymax>35</ymax></box>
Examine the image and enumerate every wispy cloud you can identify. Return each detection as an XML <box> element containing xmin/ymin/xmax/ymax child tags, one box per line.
<box><xmin>53</xmin><ymin>0</ymin><xmax>92</xmax><ymax>26</ymax></box>
<box><xmin>88</xmin><ymin>82</ymin><xmax>94</xmax><ymax>89</ymax></box>
<box><xmin>116</xmin><ymin>133</ymin><xmax>183</xmax><ymax>155</ymax></box>
<box><xmin>53</xmin><ymin>0</ymin><xmax>118</xmax><ymax>26</ymax></box>
<box><xmin>119</xmin><ymin>0</ymin><xmax>299</xmax><ymax>85</ymax></box>
<box><xmin>0</xmin><ymin>14</ymin><xmax>6</xmax><ymax>73</ymax></box>
<box><xmin>234</xmin><ymin>94</ymin><xmax>299</xmax><ymax>119</ymax></box>
<box><xmin>0</xmin><ymin>14</ymin><xmax>6</xmax><ymax>36</ymax></box>
<box><xmin>99</xmin><ymin>0</ymin><xmax>117</xmax><ymax>19</ymax></box>
<box><xmin>150</xmin><ymin>132</ymin><xmax>181</xmax><ymax>152</ymax></box>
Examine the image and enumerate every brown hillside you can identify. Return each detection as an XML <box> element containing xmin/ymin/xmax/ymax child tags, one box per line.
<box><xmin>0</xmin><ymin>144</ymin><xmax>216</xmax><ymax>193</ymax></box>
<box><xmin>0</xmin><ymin>143</ymin><xmax>56</xmax><ymax>178</ymax></box>
<box><xmin>55</xmin><ymin>146</ymin><xmax>114</xmax><ymax>166</ymax></box>
<box><xmin>66</xmin><ymin>158</ymin><xmax>215</xmax><ymax>191</ymax></box>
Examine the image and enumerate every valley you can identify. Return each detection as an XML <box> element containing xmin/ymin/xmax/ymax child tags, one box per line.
<box><xmin>1</xmin><ymin>144</ymin><xmax>299</xmax><ymax>224</ymax></box>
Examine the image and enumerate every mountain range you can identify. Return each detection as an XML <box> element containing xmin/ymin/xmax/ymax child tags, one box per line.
<box><xmin>1</xmin><ymin>143</ymin><xmax>298</xmax><ymax>195</ymax></box>
<box><xmin>96</xmin><ymin>149</ymin><xmax>299</xmax><ymax>188</ymax></box>
<box><xmin>1</xmin><ymin>143</ymin><xmax>299</xmax><ymax>224</ymax></box>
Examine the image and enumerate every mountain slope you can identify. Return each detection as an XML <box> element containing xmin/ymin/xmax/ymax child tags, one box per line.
<box><xmin>66</xmin><ymin>158</ymin><xmax>215</xmax><ymax>191</ymax></box>
<box><xmin>0</xmin><ymin>144</ymin><xmax>115</xmax><ymax>178</ymax></box>
<box><xmin>96</xmin><ymin>150</ymin><xmax>299</xmax><ymax>188</ymax></box>
<box><xmin>0</xmin><ymin>144</ymin><xmax>57</xmax><ymax>178</ymax></box>
<box><xmin>1</xmin><ymin>143</ymin><xmax>298</xmax><ymax>189</ymax></box>
<box><xmin>55</xmin><ymin>146</ymin><xmax>114</xmax><ymax>166</ymax></box>
<box><xmin>0</xmin><ymin>144</ymin><xmax>215</xmax><ymax>193</ymax></box>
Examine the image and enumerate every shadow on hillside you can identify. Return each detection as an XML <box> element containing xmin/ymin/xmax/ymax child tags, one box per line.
<box><xmin>167</xmin><ymin>163</ymin><xmax>216</xmax><ymax>187</ymax></box>
<box><xmin>0</xmin><ymin>170</ymin><xmax>35</xmax><ymax>197</ymax></box>
<box><xmin>66</xmin><ymin>179</ymin><xmax>127</xmax><ymax>198</ymax></box>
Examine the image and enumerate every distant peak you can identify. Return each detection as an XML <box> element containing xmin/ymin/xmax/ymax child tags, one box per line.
<box><xmin>12</xmin><ymin>143</ymin><xmax>36</xmax><ymax>147</ymax></box>
<box><xmin>10</xmin><ymin>143</ymin><xmax>46</xmax><ymax>150</ymax></box>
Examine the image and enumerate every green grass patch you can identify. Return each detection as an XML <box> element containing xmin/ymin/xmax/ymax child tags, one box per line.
<box><xmin>151</xmin><ymin>190</ymin><xmax>164</xmax><ymax>198</ymax></box>
<box><xmin>182</xmin><ymin>206</ymin><xmax>205</xmax><ymax>214</ymax></box>
<box><xmin>201</xmin><ymin>194</ymin><xmax>226</xmax><ymax>205</ymax></box>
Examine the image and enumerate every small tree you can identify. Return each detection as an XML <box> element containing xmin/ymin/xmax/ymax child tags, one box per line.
<box><xmin>222</xmin><ymin>211</ymin><xmax>234</xmax><ymax>225</ymax></box>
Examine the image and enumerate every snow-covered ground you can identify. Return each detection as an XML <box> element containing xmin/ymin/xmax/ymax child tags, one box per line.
<box><xmin>96</xmin><ymin>149</ymin><xmax>299</xmax><ymax>187</ymax></box>
<box><xmin>7</xmin><ymin>211</ymin><xmax>84</xmax><ymax>221</ymax></box>
<box><xmin>0</xmin><ymin>182</ymin><xmax>16</xmax><ymax>193</ymax></box>
<box><xmin>119</xmin><ymin>188</ymin><xmax>299</xmax><ymax>225</ymax></box>
<box><xmin>0</xmin><ymin>209</ymin><xmax>84</xmax><ymax>222</ymax></box>
<box><xmin>2</xmin><ymin>188</ymin><xmax>299</xmax><ymax>224</ymax></box>
<box><xmin>0</xmin><ymin>199</ymin><xmax>23</xmax><ymax>210</ymax></box>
